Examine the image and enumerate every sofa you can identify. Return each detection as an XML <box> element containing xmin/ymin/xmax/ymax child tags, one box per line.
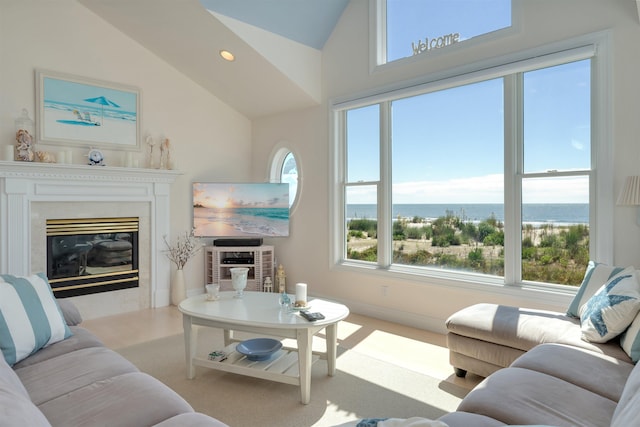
<box><xmin>445</xmin><ymin>303</ymin><xmax>632</xmax><ymax>378</ymax></box>
<box><xmin>439</xmin><ymin>315</ymin><xmax>640</xmax><ymax>426</ymax></box>
<box><xmin>436</xmin><ymin>261</ymin><xmax>640</xmax><ymax>426</ymax></box>
<box><xmin>0</xmin><ymin>273</ymin><xmax>228</xmax><ymax>427</ymax></box>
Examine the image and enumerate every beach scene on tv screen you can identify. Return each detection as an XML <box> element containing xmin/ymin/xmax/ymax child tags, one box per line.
<box><xmin>193</xmin><ymin>183</ymin><xmax>289</xmax><ymax>237</ymax></box>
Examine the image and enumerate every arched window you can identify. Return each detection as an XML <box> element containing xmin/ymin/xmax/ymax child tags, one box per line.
<box><xmin>270</xmin><ymin>146</ymin><xmax>300</xmax><ymax>212</ymax></box>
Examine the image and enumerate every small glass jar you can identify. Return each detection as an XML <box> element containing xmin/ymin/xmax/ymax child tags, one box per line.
<box><xmin>14</xmin><ymin>109</ymin><xmax>35</xmax><ymax>162</ymax></box>
<box><xmin>279</xmin><ymin>291</ymin><xmax>291</xmax><ymax>311</ymax></box>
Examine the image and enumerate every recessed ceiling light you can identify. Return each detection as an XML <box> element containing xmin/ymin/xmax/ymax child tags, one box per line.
<box><xmin>219</xmin><ymin>50</ymin><xmax>235</xmax><ymax>62</ymax></box>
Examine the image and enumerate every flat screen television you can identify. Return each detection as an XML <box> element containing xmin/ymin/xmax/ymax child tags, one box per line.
<box><xmin>193</xmin><ymin>182</ymin><xmax>289</xmax><ymax>237</ymax></box>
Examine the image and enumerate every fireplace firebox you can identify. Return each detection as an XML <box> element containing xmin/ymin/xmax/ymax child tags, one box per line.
<box><xmin>46</xmin><ymin>217</ymin><xmax>139</xmax><ymax>298</ymax></box>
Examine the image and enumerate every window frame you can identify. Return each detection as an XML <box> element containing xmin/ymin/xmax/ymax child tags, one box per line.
<box><xmin>331</xmin><ymin>32</ymin><xmax>613</xmax><ymax>295</ymax></box>
<box><xmin>369</xmin><ymin>0</ymin><xmax>522</xmax><ymax>72</ymax></box>
<box><xmin>268</xmin><ymin>144</ymin><xmax>301</xmax><ymax>215</ymax></box>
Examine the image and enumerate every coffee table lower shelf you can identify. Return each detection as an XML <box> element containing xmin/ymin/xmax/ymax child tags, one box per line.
<box><xmin>193</xmin><ymin>343</ymin><xmax>320</xmax><ymax>386</ymax></box>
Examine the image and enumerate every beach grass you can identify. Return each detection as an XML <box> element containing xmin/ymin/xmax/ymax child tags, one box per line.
<box><xmin>347</xmin><ymin>214</ymin><xmax>589</xmax><ymax>286</ymax></box>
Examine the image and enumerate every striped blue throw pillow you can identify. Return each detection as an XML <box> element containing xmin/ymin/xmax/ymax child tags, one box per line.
<box><xmin>0</xmin><ymin>273</ymin><xmax>72</xmax><ymax>366</ymax></box>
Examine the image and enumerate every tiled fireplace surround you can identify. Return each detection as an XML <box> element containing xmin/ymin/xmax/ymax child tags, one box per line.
<box><xmin>0</xmin><ymin>161</ymin><xmax>180</xmax><ymax>320</ymax></box>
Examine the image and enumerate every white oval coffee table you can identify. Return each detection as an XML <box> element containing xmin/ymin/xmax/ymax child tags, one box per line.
<box><xmin>178</xmin><ymin>291</ymin><xmax>349</xmax><ymax>404</ymax></box>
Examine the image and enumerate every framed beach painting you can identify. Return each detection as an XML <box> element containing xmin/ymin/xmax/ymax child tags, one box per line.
<box><xmin>35</xmin><ymin>69</ymin><xmax>140</xmax><ymax>149</ymax></box>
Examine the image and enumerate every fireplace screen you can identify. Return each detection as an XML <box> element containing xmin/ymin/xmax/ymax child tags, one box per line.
<box><xmin>46</xmin><ymin>217</ymin><xmax>139</xmax><ymax>298</ymax></box>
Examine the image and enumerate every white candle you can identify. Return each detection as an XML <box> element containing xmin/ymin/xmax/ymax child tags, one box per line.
<box><xmin>295</xmin><ymin>283</ymin><xmax>307</xmax><ymax>305</ymax></box>
<box><xmin>125</xmin><ymin>152</ymin><xmax>133</xmax><ymax>168</ymax></box>
<box><xmin>57</xmin><ymin>151</ymin><xmax>66</xmax><ymax>164</ymax></box>
<box><xmin>66</xmin><ymin>150</ymin><xmax>73</xmax><ymax>164</ymax></box>
<box><xmin>4</xmin><ymin>145</ymin><xmax>14</xmax><ymax>161</ymax></box>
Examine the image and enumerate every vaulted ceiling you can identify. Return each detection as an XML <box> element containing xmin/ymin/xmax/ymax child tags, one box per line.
<box><xmin>79</xmin><ymin>0</ymin><xmax>349</xmax><ymax>119</ymax></box>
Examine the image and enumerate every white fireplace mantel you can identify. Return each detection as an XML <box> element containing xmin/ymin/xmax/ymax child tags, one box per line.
<box><xmin>0</xmin><ymin>160</ymin><xmax>181</xmax><ymax>308</ymax></box>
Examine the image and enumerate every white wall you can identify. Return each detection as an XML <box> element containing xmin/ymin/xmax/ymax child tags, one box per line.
<box><xmin>0</xmin><ymin>0</ymin><xmax>252</xmax><ymax>296</ymax></box>
<box><xmin>253</xmin><ymin>0</ymin><xmax>640</xmax><ymax>332</ymax></box>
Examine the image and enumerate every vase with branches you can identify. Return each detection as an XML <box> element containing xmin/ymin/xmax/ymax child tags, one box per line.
<box><xmin>164</xmin><ymin>229</ymin><xmax>202</xmax><ymax>304</ymax></box>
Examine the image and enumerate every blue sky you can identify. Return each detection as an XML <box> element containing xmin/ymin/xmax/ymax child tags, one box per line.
<box><xmin>347</xmin><ymin>1</ymin><xmax>590</xmax><ymax>205</ymax></box>
<box><xmin>193</xmin><ymin>183</ymin><xmax>289</xmax><ymax>209</ymax></box>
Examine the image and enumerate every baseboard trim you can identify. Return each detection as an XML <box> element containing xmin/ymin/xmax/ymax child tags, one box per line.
<box><xmin>313</xmin><ymin>293</ymin><xmax>448</xmax><ymax>335</ymax></box>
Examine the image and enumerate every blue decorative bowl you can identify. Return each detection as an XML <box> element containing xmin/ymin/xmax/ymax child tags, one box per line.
<box><xmin>236</xmin><ymin>338</ymin><xmax>282</xmax><ymax>361</ymax></box>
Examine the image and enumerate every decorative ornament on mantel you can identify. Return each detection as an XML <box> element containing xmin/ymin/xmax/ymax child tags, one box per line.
<box><xmin>87</xmin><ymin>148</ymin><xmax>105</xmax><ymax>166</ymax></box>
<box><xmin>14</xmin><ymin>109</ymin><xmax>36</xmax><ymax>162</ymax></box>
<box><xmin>163</xmin><ymin>228</ymin><xmax>202</xmax><ymax>305</ymax></box>
<box><xmin>146</xmin><ymin>134</ymin><xmax>176</xmax><ymax>170</ymax></box>
<box><xmin>146</xmin><ymin>135</ymin><xmax>156</xmax><ymax>169</ymax></box>
<box><xmin>160</xmin><ymin>137</ymin><xmax>171</xmax><ymax>170</ymax></box>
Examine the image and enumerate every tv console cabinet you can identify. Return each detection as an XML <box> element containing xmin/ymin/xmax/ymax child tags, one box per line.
<box><xmin>204</xmin><ymin>245</ymin><xmax>274</xmax><ymax>292</ymax></box>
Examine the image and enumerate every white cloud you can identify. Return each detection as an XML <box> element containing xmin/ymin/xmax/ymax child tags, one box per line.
<box><xmin>346</xmin><ymin>174</ymin><xmax>588</xmax><ymax>204</ymax></box>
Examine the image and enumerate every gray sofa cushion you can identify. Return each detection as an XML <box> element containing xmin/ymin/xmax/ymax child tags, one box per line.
<box><xmin>12</xmin><ymin>326</ymin><xmax>104</xmax><ymax>369</ymax></box>
<box><xmin>16</xmin><ymin>346</ymin><xmax>139</xmax><ymax>405</ymax></box>
<box><xmin>457</xmin><ymin>367</ymin><xmax>617</xmax><ymax>427</ymax></box>
<box><xmin>510</xmin><ymin>343</ymin><xmax>634</xmax><ymax>402</ymax></box>
<box><xmin>38</xmin><ymin>371</ymin><xmax>195</xmax><ymax>427</ymax></box>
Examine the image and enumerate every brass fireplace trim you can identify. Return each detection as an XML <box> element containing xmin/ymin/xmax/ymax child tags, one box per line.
<box><xmin>46</xmin><ymin>217</ymin><xmax>139</xmax><ymax>236</ymax></box>
<box><xmin>49</xmin><ymin>269</ymin><xmax>140</xmax><ymax>285</ymax></box>
<box><xmin>53</xmin><ymin>275</ymin><xmax>140</xmax><ymax>292</ymax></box>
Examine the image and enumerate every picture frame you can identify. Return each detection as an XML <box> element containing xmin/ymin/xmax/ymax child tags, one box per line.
<box><xmin>35</xmin><ymin>69</ymin><xmax>140</xmax><ymax>150</ymax></box>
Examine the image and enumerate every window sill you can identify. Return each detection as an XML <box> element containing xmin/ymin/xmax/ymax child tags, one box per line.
<box><xmin>333</xmin><ymin>260</ymin><xmax>577</xmax><ymax>303</ymax></box>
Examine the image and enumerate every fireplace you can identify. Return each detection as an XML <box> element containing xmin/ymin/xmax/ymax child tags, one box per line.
<box><xmin>46</xmin><ymin>217</ymin><xmax>139</xmax><ymax>298</ymax></box>
<box><xmin>1</xmin><ymin>161</ymin><xmax>179</xmax><ymax>319</ymax></box>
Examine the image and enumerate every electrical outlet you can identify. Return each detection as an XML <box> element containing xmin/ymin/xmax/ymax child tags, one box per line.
<box><xmin>381</xmin><ymin>285</ymin><xmax>389</xmax><ymax>297</ymax></box>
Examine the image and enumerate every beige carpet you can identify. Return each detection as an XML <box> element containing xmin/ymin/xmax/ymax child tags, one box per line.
<box><xmin>116</xmin><ymin>328</ymin><xmax>468</xmax><ymax>427</ymax></box>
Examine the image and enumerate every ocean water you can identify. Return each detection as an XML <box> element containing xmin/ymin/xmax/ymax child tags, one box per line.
<box><xmin>194</xmin><ymin>207</ymin><xmax>289</xmax><ymax>237</ymax></box>
<box><xmin>347</xmin><ymin>204</ymin><xmax>589</xmax><ymax>226</ymax></box>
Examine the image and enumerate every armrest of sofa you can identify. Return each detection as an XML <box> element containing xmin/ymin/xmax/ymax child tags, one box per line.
<box><xmin>56</xmin><ymin>298</ymin><xmax>82</xmax><ymax>326</ymax></box>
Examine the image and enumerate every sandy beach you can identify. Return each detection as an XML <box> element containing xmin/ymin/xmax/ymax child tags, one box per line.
<box><xmin>43</xmin><ymin>108</ymin><xmax>136</xmax><ymax>146</ymax></box>
<box><xmin>194</xmin><ymin>210</ymin><xmax>289</xmax><ymax>237</ymax></box>
<box><xmin>194</xmin><ymin>219</ymin><xmax>241</xmax><ymax>237</ymax></box>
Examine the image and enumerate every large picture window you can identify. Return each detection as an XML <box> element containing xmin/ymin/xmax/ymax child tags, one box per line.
<box><xmin>333</xmin><ymin>36</ymin><xmax>612</xmax><ymax>289</ymax></box>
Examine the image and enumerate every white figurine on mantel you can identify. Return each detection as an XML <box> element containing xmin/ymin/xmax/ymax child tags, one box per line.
<box><xmin>160</xmin><ymin>137</ymin><xmax>171</xmax><ymax>169</ymax></box>
<box><xmin>276</xmin><ymin>264</ymin><xmax>286</xmax><ymax>293</ymax></box>
<box><xmin>146</xmin><ymin>135</ymin><xmax>156</xmax><ymax>168</ymax></box>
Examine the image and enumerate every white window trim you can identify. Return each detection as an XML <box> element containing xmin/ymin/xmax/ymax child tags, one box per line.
<box><xmin>268</xmin><ymin>142</ymin><xmax>302</xmax><ymax>215</ymax></box>
<box><xmin>331</xmin><ymin>31</ymin><xmax>613</xmax><ymax>295</ymax></box>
